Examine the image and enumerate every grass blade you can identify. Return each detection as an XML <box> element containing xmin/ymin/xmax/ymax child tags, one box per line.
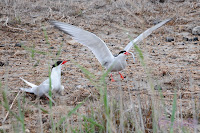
<box><xmin>55</xmin><ymin>96</ymin><xmax>90</xmax><ymax>129</ymax></box>
<box><xmin>170</xmin><ymin>92</ymin><xmax>177</xmax><ymax>133</ymax></box>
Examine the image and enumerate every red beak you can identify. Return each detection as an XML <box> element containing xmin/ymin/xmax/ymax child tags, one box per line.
<box><xmin>61</xmin><ymin>60</ymin><xmax>69</xmax><ymax>65</ymax></box>
<box><xmin>124</xmin><ymin>52</ymin><xmax>130</xmax><ymax>55</ymax></box>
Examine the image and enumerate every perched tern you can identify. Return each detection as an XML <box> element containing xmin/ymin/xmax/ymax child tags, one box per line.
<box><xmin>51</xmin><ymin>19</ymin><xmax>171</xmax><ymax>80</ymax></box>
<box><xmin>20</xmin><ymin>60</ymin><xmax>68</xmax><ymax>97</ymax></box>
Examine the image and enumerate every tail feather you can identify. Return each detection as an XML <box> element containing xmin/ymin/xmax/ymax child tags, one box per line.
<box><xmin>20</xmin><ymin>87</ymin><xmax>36</xmax><ymax>93</ymax></box>
<box><xmin>20</xmin><ymin>77</ymin><xmax>38</xmax><ymax>88</ymax></box>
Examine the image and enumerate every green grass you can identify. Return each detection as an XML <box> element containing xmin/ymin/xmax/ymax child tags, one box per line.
<box><xmin>170</xmin><ymin>91</ymin><xmax>177</xmax><ymax>133</ymax></box>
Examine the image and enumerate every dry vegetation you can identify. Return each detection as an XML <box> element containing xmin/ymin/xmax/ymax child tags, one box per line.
<box><xmin>0</xmin><ymin>0</ymin><xmax>199</xmax><ymax>132</ymax></box>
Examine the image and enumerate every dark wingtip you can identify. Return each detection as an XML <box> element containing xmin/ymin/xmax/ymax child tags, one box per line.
<box><xmin>166</xmin><ymin>18</ymin><xmax>172</xmax><ymax>22</ymax></box>
<box><xmin>49</xmin><ymin>20</ymin><xmax>73</xmax><ymax>37</ymax></box>
<box><xmin>49</xmin><ymin>19</ymin><xmax>57</xmax><ymax>25</ymax></box>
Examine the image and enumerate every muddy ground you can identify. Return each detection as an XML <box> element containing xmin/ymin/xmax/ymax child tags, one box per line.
<box><xmin>0</xmin><ymin>0</ymin><xmax>199</xmax><ymax>132</ymax></box>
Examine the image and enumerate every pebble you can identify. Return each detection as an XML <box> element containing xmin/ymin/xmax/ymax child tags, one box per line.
<box><xmin>193</xmin><ymin>37</ymin><xmax>199</xmax><ymax>41</ymax></box>
<box><xmin>192</xmin><ymin>26</ymin><xmax>200</xmax><ymax>35</ymax></box>
<box><xmin>15</xmin><ymin>43</ymin><xmax>22</xmax><ymax>47</ymax></box>
<box><xmin>73</xmin><ymin>45</ymin><xmax>78</xmax><ymax>48</ymax></box>
<box><xmin>166</xmin><ymin>37</ymin><xmax>174</xmax><ymax>42</ymax></box>
<box><xmin>153</xmin><ymin>20</ymin><xmax>161</xmax><ymax>25</ymax></box>
<box><xmin>183</xmin><ymin>37</ymin><xmax>189</xmax><ymax>41</ymax></box>
<box><xmin>173</xmin><ymin>0</ymin><xmax>185</xmax><ymax>2</ymax></box>
<box><xmin>183</xmin><ymin>37</ymin><xmax>199</xmax><ymax>41</ymax></box>
<box><xmin>159</xmin><ymin>0</ymin><xmax>165</xmax><ymax>3</ymax></box>
<box><xmin>76</xmin><ymin>85</ymin><xmax>83</xmax><ymax>89</ymax></box>
<box><xmin>0</xmin><ymin>61</ymin><xmax>5</xmax><ymax>67</ymax></box>
<box><xmin>67</xmin><ymin>40</ymin><xmax>77</xmax><ymax>45</ymax></box>
<box><xmin>49</xmin><ymin>46</ymin><xmax>54</xmax><ymax>49</ymax></box>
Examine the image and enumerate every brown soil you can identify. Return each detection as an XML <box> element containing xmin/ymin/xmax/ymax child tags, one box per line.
<box><xmin>0</xmin><ymin>0</ymin><xmax>199</xmax><ymax>132</ymax></box>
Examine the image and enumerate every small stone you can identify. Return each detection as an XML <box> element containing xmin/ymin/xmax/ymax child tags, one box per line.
<box><xmin>67</xmin><ymin>40</ymin><xmax>77</xmax><ymax>45</ymax></box>
<box><xmin>188</xmin><ymin>39</ymin><xmax>193</xmax><ymax>41</ymax></box>
<box><xmin>153</xmin><ymin>20</ymin><xmax>161</xmax><ymax>25</ymax></box>
<box><xmin>61</xmin><ymin>72</ymin><xmax>64</xmax><ymax>76</ymax></box>
<box><xmin>183</xmin><ymin>37</ymin><xmax>189</xmax><ymax>41</ymax></box>
<box><xmin>76</xmin><ymin>85</ymin><xmax>82</xmax><ymax>89</ymax></box>
<box><xmin>192</xmin><ymin>26</ymin><xmax>200</xmax><ymax>35</ymax></box>
<box><xmin>159</xmin><ymin>0</ymin><xmax>165</xmax><ymax>3</ymax></box>
<box><xmin>193</xmin><ymin>37</ymin><xmax>199</xmax><ymax>41</ymax></box>
<box><xmin>15</xmin><ymin>43</ymin><xmax>21</xmax><ymax>47</ymax></box>
<box><xmin>0</xmin><ymin>61</ymin><xmax>5</xmax><ymax>66</ymax></box>
<box><xmin>166</xmin><ymin>37</ymin><xmax>174</xmax><ymax>42</ymax></box>
<box><xmin>42</xmin><ymin>118</ymin><xmax>47</xmax><ymax>123</ymax></box>
<box><xmin>73</xmin><ymin>45</ymin><xmax>78</xmax><ymax>48</ymax></box>
<box><xmin>173</xmin><ymin>0</ymin><xmax>185</xmax><ymax>2</ymax></box>
<box><xmin>106</xmin><ymin>31</ymin><xmax>110</xmax><ymax>35</ymax></box>
<box><xmin>88</xmin><ymin>85</ymin><xmax>94</xmax><ymax>88</ymax></box>
<box><xmin>49</xmin><ymin>46</ymin><xmax>54</xmax><ymax>49</ymax></box>
<box><xmin>25</xmin><ymin>129</ymin><xmax>30</xmax><ymax>133</ymax></box>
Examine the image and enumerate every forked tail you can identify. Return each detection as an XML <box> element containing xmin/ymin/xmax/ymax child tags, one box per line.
<box><xmin>19</xmin><ymin>77</ymin><xmax>38</xmax><ymax>88</ymax></box>
<box><xmin>20</xmin><ymin>87</ymin><xmax>36</xmax><ymax>93</ymax></box>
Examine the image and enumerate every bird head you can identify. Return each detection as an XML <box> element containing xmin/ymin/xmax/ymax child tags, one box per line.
<box><xmin>118</xmin><ymin>50</ymin><xmax>130</xmax><ymax>56</ymax></box>
<box><xmin>52</xmin><ymin>60</ymin><xmax>69</xmax><ymax>68</ymax></box>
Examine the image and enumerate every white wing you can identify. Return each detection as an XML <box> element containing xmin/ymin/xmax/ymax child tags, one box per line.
<box><xmin>20</xmin><ymin>77</ymin><xmax>38</xmax><ymax>88</ymax></box>
<box><xmin>124</xmin><ymin>18</ymin><xmax>171</xmax><ymax>51</ymax></box>
<box><xmin>51</xmin><ymin>21</ymin><xmax>114</xmax><ymax>66</ymax></box>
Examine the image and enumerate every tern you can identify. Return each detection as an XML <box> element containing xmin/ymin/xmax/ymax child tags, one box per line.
<box><xmin>51</xmin><ymin>19</ymin><xmax>171</xmax><ymax>81</ymax></box>
<box><xmin>20</xmin><ymin>60</ymin><xmax>68</xmax><ymax>97</ymax></box>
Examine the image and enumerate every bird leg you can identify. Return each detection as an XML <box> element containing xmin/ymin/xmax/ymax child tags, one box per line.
<box><xmin>118</xmin><ymin>72</ymin><xmax>124</xmax><ymax>79</ymax></box>
<box><xmin>45</xmin><ymin>95</ymin><xmax>49</xmax><ymax>101</ymax></box>
<box><xmin>110</xmin><ymin>74</ymin><xmax>115</xmax><ymax>82</ymax></box>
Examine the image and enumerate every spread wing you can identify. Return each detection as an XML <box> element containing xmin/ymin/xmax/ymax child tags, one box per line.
<box><xmin>124</xmin><ymin>18</ymin><xmax>171</xmax><ymax>51</ymax></box>
<box><xmin>50</xmin><ymin>21</ymin><xmax>114</xmax><ymax>66</ymax></box>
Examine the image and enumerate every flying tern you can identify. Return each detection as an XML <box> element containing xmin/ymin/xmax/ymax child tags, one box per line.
<box><xmin>51</xmin><ymin>19</ymin><xmax>171</xmax><ymax>81</ymax></box>
<box><xmin>20</xmin><ymin>60</ymin><xmax>68</xmax><ymax>97</ymax></box>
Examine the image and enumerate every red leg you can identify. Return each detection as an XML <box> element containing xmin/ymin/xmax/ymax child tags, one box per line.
<box><xmin>110</xmin><ymin>74</ymin><xmax>115</xmax><ymax>82</ymax></box>
<box><xmin>119</xmin><ymin>72</ymin><xmax>124</xmax><ymax>79</ymax></box>
<box><xmin>45</xmin><ymin>96</ymin><xmax>49</xmax><ymax>101</ymax></box>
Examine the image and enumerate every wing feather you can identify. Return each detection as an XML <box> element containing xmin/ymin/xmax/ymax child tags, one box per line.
<box><xmin>124</xmin><ymin>18</ymin><xmax>171</xmax><ymax>51</ymax></box>
<box><xmin>51</xmin><ymin>21</ymin><xmax>114</xmax><ymax>66</ymax></box>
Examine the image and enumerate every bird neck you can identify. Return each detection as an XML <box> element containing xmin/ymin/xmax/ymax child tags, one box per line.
<box><xmin>51</xmin><ymin>65</ymin><xmax>62</xmax><ymax>78</ymax></box>
<box><xmin>116</xmin><ymin>54</ymin><xmax>127</xmax><ymax>60</ymax></box>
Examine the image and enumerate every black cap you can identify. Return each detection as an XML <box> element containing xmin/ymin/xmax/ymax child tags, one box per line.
<box><xmin>118</xmin><ymin>50</ymin><xmax>126</xmax><ymax>55</ymax></box>
<box><xmin>52</xmin><ymin>61</ymin><xmax>63</xmax><ymax>68</ymax></box>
